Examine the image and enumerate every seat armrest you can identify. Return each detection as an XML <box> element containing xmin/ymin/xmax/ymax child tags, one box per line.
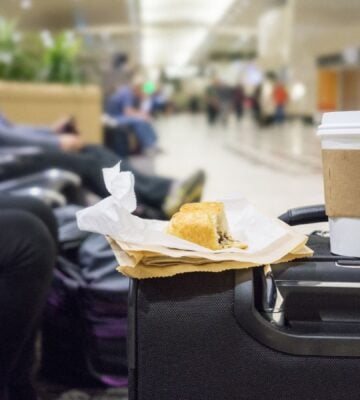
<box><xmin>10</xmin><ymin>187</ymin><xmax>66</xmax><ymax>208</ymax></box>
<box><xmin>0</xmin><ymin>146</ymin><xmax>43</xmax><ymax>157</ymax></box>
<box><xmin>0</xmin><ymin>168</ymin><xmax>81</xmax><ymax>192</ymax></box>
<box><xmin>41</xmin><ymin>169</ymin><xmax>82</xmax><ymax>189</ymax></box>
<box><xmin>0</xmin><ymin>154</ymin><xmax>18</xmax><ymax>165</ymax></box>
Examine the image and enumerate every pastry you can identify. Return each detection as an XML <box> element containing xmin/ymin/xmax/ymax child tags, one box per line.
<box><xmin>167</xmin><ymin>202</ymin><xmax>247</xmax><ymax>250</ymax></box>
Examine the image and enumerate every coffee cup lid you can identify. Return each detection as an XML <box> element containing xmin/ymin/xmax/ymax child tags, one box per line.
<box><xmin>318</xmin><ymin>111</ymin><xmax>360</xmax><ymax>135</ymax></box>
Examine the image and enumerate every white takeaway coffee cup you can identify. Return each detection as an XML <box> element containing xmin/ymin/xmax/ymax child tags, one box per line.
<box><xmin>317</xmin><ymin>111</ymin><xmax>360</xmax><ymax>257</ymax></box>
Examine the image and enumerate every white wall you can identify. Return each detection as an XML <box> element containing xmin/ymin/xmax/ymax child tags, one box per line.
<box><xmin>257</xmin><ymin>0</ymin><xmax>360</xmax><ymax>117</ymax></box>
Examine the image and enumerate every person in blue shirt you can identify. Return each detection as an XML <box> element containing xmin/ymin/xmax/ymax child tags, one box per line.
<box><xmin>106</xmin><ymin>82</ymin><xmax>158</xmax><ymax>151</ymax></box>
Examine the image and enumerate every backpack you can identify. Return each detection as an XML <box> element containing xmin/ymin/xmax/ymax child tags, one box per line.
<box><xmin>40</xmin><ymin>206</ymin><xmax>128</xmax><ymax>388</ymax></box>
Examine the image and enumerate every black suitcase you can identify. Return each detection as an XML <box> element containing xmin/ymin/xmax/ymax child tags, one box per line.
<box><xmin>128</xmin><ymin>205</ymin><xmax>360</xmax><ymax>400</ymax></box>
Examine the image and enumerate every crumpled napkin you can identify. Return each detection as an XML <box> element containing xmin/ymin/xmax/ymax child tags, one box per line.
<box><xmin>77</xmin><ymin>163</ymin><xmax>313</xmax><ymax>279</ymax></box>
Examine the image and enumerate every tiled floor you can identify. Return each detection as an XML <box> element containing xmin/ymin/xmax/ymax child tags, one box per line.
<box><xmin>155</xmin><ymin>112</ymin><xmax>326</xmax><ymax>230</ymax></box>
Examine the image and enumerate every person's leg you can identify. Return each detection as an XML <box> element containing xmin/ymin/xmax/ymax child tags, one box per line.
<box><xmin>115</xmin><ymin>116</ymin><xmax>157</xmax><ymax>149</ymax></box>
<box><xmin>81</xmin><ymin>145</ymin><xmax>120</xmax><ymax>168</ymax></box>
<box><xmin>2</xmin><ymin>145</ymin><xmax>204</xmax><ymax>212</ymax></box>
<box><xmin>236</xmin><ymin>105</ymin><xmax>243</xmax><ymax>120</ymax></box>
<box><xmin>0</xmin><ymin>198</ymin><xmax>57</xmax><ymax>398</ymax></box>
<box><xmin>0</xmin><ymin>210</ymin><xmax>55</xmax><ymax>400</ymax></box>
<box><xmin>207</xmin><ymin>105</ymin><xmax>217</xmax><ymax>125</ymax></box>
<box><xmin>130</xmin><ymin>119</ymin><xmax>157</xmax><ymax>149</ymax></box>
<box><xmin>6</xmin><ymin>150</ymin><xmax>109</xmax><ymax>198</ymax></box>
<box><xmin>81</xmin><ymin>145</ymin><xmax>173</xmax><ymax>208</ymax></box>
<box><xmin>7</xmin><ymin>331</ymin><xmax>37</xmax><ymax>400</ymax></box>
<box><xmin>279</xmin><ymin>105</ymin><xmax>285</xmax><ymax>123</ymax></box>
<box><xmin>82</xmin><ymin>145</ymin><xmax>205</xmax><ymax>214</ymax></box>
<box><xmin>121</xmin><ymin>159</ymin><xmax>172</xmax><ymax>208</ymax></box>
<box><xmin>0</xmin><ymin>195</ymin><xmax>58</xmax><ymax>243</ymax></box>
<box><xmin>35</xmin><ymin>145</ymin><xmax>169</xmax><ymax>207</ymax></box>
<box><xmin>275</xmin><ymin>105</ymin><xmax>285</xmax><ymax>123</ymax></box>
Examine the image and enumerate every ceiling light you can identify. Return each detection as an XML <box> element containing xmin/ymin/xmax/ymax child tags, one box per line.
<box><xmin>142</xmin><ymin>27</ymin><xmax>207</xmax><ymax>67</ymax></box>
<box><xmin>20</xmin><ymin>0</ymin><xmax>32</xmax><ymax>10</ymax></box>
<box><xmin>141</xmin><ymin>0</ymin><xmax>235</xmax><ymax>25</ymax></box>
<box><xmin>165</xmin><ymin>65</ymin><xmax>199</xmax><ymax>79</ymax></box>
<box><xmin>140</xmin><ymin>0</ymin><xmax>236</xmax><ymax>66</ymax></box>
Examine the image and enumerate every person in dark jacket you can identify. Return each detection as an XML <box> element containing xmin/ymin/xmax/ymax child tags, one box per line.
<box><xmin>0</xmin><ymin>113</ymin><xmax>205</xmax><ymax>217</ymax></box>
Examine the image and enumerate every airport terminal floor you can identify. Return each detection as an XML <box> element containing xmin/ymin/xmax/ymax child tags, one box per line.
<box><xmin>155</xmin><ymin>113</ymin><xmax>324</xmax><ymax>219</ymax></box>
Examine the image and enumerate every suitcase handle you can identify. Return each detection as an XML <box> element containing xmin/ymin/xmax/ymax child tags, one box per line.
<box><xmin>278</xmin><ymin>204</ymin><xmax>327</xmax><ymax>226</ymax></box>
<box><xmin>234</xmin><ymin>203</ymin><xmax>360</xmax><ymax>357</ymax></box>
<box><xmin>235</xmin><ymin>269</ymin><xmax>360</xmax><ymax>357</ymax></box>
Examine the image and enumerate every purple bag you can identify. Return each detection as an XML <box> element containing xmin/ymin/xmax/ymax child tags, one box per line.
<box><xmin>40</xmin><ymin>230</ymin><xmax>128</xmax><ymax>388</ymax></box>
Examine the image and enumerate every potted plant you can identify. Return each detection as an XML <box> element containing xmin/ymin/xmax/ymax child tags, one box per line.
<box><xmin>40</xmin><ymin>31</ymin><xmax>83</xmax><ymax>84</ymax></box>
<box><xmin>0</xmin><ymin>17</ymin><xmax>39</xmax><ymax>81</ymax></box>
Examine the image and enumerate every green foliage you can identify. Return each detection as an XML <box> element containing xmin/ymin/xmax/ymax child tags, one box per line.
<box><xmin>40</xmin><ymin>31</ymin><xmax>83</xmax><ymax>84</ymax></box>
<box><xmin>0</xmin><ymin>18</ymin><xmax>84</xmax><ymax>84</ymax></box>
<box><xmin>0</xmin><ymin>17</ymin><xmax>39</xmax><ymax>81</ymax></box>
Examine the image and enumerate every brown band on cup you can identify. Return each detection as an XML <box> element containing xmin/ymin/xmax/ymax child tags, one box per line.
<box><xmin>322</xmin><ymin>149</ymin><xmax>360</xmax><ymax>217</ymax></box>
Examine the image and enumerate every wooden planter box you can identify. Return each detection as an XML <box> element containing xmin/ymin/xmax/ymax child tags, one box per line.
<box><xmin>0</xmin><ymin>81</ymin><xmax>103</xmax><ymax>144</ymax></box>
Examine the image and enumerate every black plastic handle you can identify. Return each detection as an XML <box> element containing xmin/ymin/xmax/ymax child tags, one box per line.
<box><xmin>234</xmin><ymin>269</ymin><xmax>360</xmax><ymax>357</ymax></box>
<box><xmin>278</xmin><ymin>204</ymin><xmax>327</xmax><ymax>226</ymax></box>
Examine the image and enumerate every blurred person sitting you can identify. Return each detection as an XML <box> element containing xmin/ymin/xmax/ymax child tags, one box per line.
<box><xmin>0</xmin><ymin>112</ymin><xmax>205</xmax><ymax>217</ymax></box>
<box><xmin>0</xmin><ymin>196</ymin><xmax>56</xmax><ymax>400</ymax></box>
<box><xmin>105</xmin><ymin>79</ymin><xmax>158</xmax><ymax>152</ymax></box>
<box><xmin>272</xmin><ymin>79</ymin><xmax>288</xmax><ymax>124</ymax></box>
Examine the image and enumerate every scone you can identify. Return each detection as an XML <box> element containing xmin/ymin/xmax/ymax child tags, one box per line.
<box><xmin>167</xmin><ymin>202</ymin><xmax>247</xmax><ymax>250</ymax></box>
<box><xmin>179</xmin><ymin>201</ymin><xmax>229</xmax><ymax>234</ymax></box>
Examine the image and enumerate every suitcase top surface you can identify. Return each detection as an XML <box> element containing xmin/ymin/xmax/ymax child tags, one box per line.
<box><xmin>273</xmin><ymin>231</ymin><xmax>360</xmax><ymax>282</ymax></box>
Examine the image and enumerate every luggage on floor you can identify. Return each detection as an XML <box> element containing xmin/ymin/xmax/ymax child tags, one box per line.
<box><xmin>40</xmin><ymin>206</ymin><xmax>128</xmax><ymax>387</ymax></box>
<box><xmin>128</xmin><ymin>205</ymin><xmax>360</xmax><ymax>400</ymax></box>
<box><xmin>104</xmin><ymin>124</ymin><xmax>141</xmax><ymax>159</ymax></box>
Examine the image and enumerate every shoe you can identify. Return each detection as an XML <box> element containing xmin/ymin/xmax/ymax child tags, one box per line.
<box><xmin>163</xmin><ymin>170</ymin><xmax>206</xmax><ymax>218</ymax></box>
<box><xmin>92</xmin><ymin>388</ymin><xmax>128</xmax><ymax>399</ymax></box>
<box><xmin>57</xmin><ymin>390</ymin><xmax>90</xmax><ymax>400</ymax></box>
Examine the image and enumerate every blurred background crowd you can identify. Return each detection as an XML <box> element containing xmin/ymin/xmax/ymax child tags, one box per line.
<box><xmin>1</xmin><ymin>0</ymin><xmax>359</xmax><ymax>129</ymax></box>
